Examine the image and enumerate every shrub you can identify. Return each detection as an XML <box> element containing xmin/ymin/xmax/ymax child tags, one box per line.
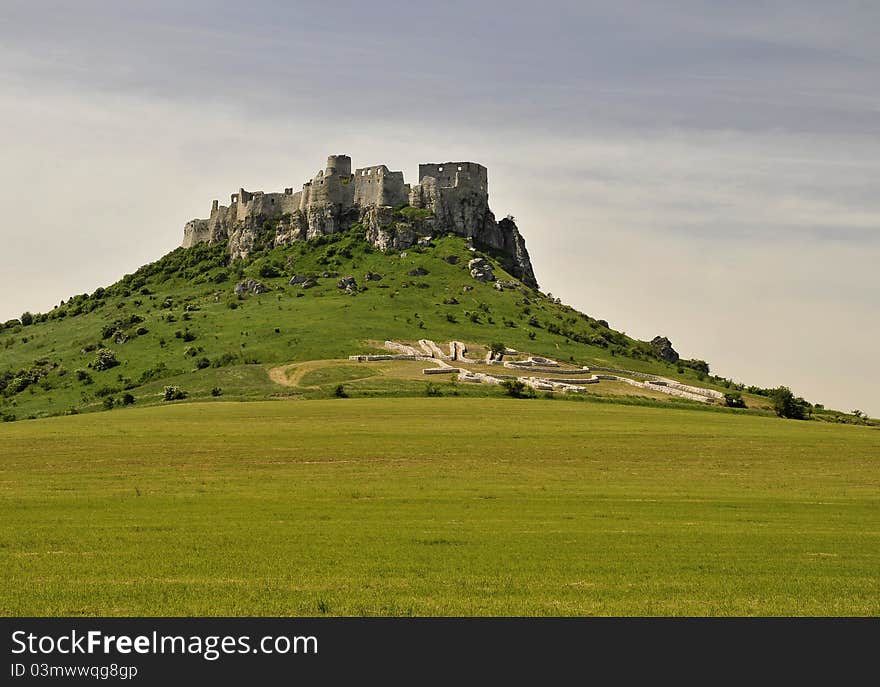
<box><xmin>121</xmin><ymin>393</ymin><xmax>135</xmax><ymax>406</ymax></box>
<box><xmin>334</xmin><ymin>384</ymin><xmax>349</xmax><ymax>398</ymax></box>
<box><xmin>211</xmin><ymin>352</ymin><xmax>239</xmax><ymax>368</ymax></box>
<box><xmin>723</xmin><ymin>392</ymin><xmax>747</xmax><ymax>408</ymax></box>
<box><xmin>682</xmin><ymin>359</ymin><xmax>710</xmax><ymax>375</ymax></box>
<box><xmin>210</xmin><ymin>387</ymin><xmax>223</xmax><ymax>397</ymax></box>
<box><xmin>93</xmin><ymin>349</ymin><xmax>119</xmax><ymax>371</ymax></box>
<box><xmin>20</xmin><ymin>312</ymin><xmax>33</xmax><ymax>326</ymax></box>
<box><xmin>163</xmin><ymin>386</ymin><xmax>188</xmax><ymax>401</ymax></box>
<box><xmin>489</xmin><ymin>342</ymin><xmax>507</xmax><ymax>356</ymax></box>
<box><xmin>102</xmin><ymin>397</ymin><xmax>115</xmax><ymax>410</ymax></box>
<box><xmin>502</xmin><ymin>380</ymin><xmax>537</xmax><ymax>399</ymax></box>
<box><xmin>397</xmin><ymin>206</ymin><xmax>433</xmax><ymax>221</ymax></box>
<box><xmin>75</xmin><ymin>369</ymin><xmax>93</xmax><ymax>385</ymax></box>
<box><xmin>138</xmin><ymin>363</ymin><xmax>168</xmax><ymax>384</ymax></box>
<box><xmin>424</xmin><ymin>382</ymin><xmax>443</xmax><ymax>397</ymax></box>
<box><xmin>259</xmin><ymin>262</ymin><xmax>281</xmax><ymax>278</ymax></box>
<box><xmin>196</xmin><ymin>357</ymin><xmax>211</xmax><ymax>370</ymax></box>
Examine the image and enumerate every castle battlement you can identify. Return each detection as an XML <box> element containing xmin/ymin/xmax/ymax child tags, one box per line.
<box><xmin>181</xmin><ymin>154</ymin><xmax>536</xmax><ymax>288</ymax></box>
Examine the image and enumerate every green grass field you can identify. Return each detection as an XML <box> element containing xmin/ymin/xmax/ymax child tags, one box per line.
<box><xmin>2</xmin><ymin>398</ymin><xmax>877</xmax><ymax>616</ymax></box>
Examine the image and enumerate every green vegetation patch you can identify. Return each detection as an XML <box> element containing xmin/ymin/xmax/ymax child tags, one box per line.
<box><xmin>1</xmin><ymin>398</ymin><xmax>878</xmax><ymax>616</ymax></box>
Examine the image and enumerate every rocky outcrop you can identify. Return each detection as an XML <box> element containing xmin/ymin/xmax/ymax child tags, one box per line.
<box><xmin>234</xmin><ymin>279</ymin><xmax>268</xmax><ymax>295</ymax></box>
<box><xmin>182</xmin><ymin>154</ymin><xmax>539</xmax><ymax>288</ymax></box>
<box><xmin>651</xmin><ymin>336</ymin><xmax>680</xmax><ymax>363</ymax></box>
<box><xmin>337</xmin><ymin>276</ymin><xmax>358</xmax><ymax>293</ymax></box>
<box><xmin>468</xmin><ymin>257</ymin><xmax>495</xmax><ymax>282</ymax></box>
<box><xmin>363</xmin><ymin>206</ymin><xmax>418</xmax><ymax>253</ymax></box>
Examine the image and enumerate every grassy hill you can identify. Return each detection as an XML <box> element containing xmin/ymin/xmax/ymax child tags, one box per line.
<box><xmin>2</xmin><ymin>230</ymin><xmax>877</xmax><ymax>617</ymax></box>
<box><xmin>1</xmin><ymin>229</ymin><xmax>865</xmax><ymax>423</ymax></box>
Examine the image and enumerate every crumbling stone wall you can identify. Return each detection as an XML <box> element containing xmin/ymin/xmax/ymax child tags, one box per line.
<box><xmin>181</xmin><ymin>154</ymin><xmax>538</xmax><ymax>287</ymax></box>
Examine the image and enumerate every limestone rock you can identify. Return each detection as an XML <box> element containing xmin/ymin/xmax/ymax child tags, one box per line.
<box><xmin>337</xmin><ymin>276</ymin><xmax>358</xmax><ymax>293</ymax></box>
<box><xmin>468</xmin><ymin>257</ymin><xmax>495</xmax><ymax>282</ymax></box>
<box><xmin>288</xmin><ymin>274</ymin><xmax>308</xmax><ymax>286</ymax></box>
<box><xmin>651</xmin><ymin>336</ymin><xmax>680</xmax><ymax>363</ymax></box>
<box><xmin>365</xmin><ymin>271</ymin><xmax>383</xmax><ymax>281</ymax></box>
<box><xmin>234</xmin><ymin>279</ymin><xmax>268</xmax><ymax>295</ymax></box>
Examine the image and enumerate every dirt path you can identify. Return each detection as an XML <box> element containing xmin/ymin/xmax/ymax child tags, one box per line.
<box><xmin>267</xmin><ymin>361</ymin><xmax>332</xmax><ymax>388</ymax></box>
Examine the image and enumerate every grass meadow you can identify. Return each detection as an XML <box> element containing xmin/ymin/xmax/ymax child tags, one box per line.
<box><xmin>1</xmin><ymin>397</ymin><xmax>877</xmax><ymax>616</ymax></box>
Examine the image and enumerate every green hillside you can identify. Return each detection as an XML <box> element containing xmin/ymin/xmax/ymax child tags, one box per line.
<box><xmin>2</xmin><ymin>230</ymin><xmax>877</xmax><ymax>618</ymax></box>
<box><xmin>0</xmin><ymin>230</ymin><xmax>869</xmax><ymax>423</ymax></box>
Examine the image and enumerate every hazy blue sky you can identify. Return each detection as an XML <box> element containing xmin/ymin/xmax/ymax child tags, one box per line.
<box><xmin>1</xmin><ymin>1</ymin><xmax>877</xmax><ymax>414</ymax></box>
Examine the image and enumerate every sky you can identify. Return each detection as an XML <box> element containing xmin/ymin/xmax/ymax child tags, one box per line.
<box><xmin>1</xmin><ymin>0</ymin><xmax>877</xmax><ymax>415</ymax></box>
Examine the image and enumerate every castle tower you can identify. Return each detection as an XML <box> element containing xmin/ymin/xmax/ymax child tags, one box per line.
<box><xmin>325</xmin><ymin>155</ymin><xmax>352</xmax><ymax>178</ymax></box>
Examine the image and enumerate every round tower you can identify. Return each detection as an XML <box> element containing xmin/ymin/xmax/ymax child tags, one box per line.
<box><xmin>325</xmin><ymin>155</ymin><xmax>352</xmax><ymax>178</ymax></box>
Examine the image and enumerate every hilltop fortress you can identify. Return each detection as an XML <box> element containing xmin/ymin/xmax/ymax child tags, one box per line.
<box><xmin>182</xmin><ymin>155</ymin><xmax>537</xmax><ymax>288</ymax></box>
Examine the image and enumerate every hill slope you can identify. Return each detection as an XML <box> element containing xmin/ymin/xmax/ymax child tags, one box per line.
<box><xmin>0</xmin><ymin>230</ymin><xmax>867</xmax><ymax>423</ymax></box>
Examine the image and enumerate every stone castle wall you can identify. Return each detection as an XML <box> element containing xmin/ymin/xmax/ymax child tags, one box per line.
<box><xmin>181</xmin><ymin>154</ymin><xmax>538</xmax><ymax>287</ymax></box>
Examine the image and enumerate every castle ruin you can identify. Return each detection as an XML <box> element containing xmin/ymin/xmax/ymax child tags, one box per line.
<box><xmin>182</xmin><ymin>155</ymin><xmax>537</xmax><ymax>288</ymax></box>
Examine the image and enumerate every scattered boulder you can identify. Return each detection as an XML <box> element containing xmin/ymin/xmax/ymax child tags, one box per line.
<box><xmin>417</xmin><ymin>236</ymin><xmax>434</xmax><ymax>247</ymax></box>
<box><xmin>288</xmin><ymin>274</ymin><xmax>308</xmax><ymax>286</ymax></box>
<box><xmin>443</xmin><ymin>297</ymin><xmax>459</xmax><ymax>305</ymax></box>
<box><xmin>408</xmin><ymin>267</ymin><xmax>429</xmax><ymax>277</ymax></box>
<box><xmin>301</xmin><ymin>279</ymin><xmax>317</xmax><ymax>289</ymax></box>
<box><xmin>468</xmin><ymin>257</ymin><xmax>495</xmax><ymax>282</ymax></box>
<box><xmin>651</xmin><ymin>336</ymin><xmax>680</xmax><ymax>364</ymax></box>
<box><xmin>322</xmin><ymin>271</ymin><xmax>340</xmax><ymax>278</ymax></box>
<box><xmin>234</xmin><ymin>280</ymin><xmax>268</xmax><ymax>295</ymax></box>
<box><xmin>444</xmin><ymin>255</ymin><xmax>460</xmax><ymax>265</ymax></box>
<box><xmin>365</xmin><ymin>271</ymin><xmax>383</xmax><ymax>281</ymax></box>
<box><xmin>462</xmin><ymin>285</ymin><xmax>474</xmax><ymax>292</ymax></box>
<box><xmin>337</xmin><ymin>276</ymin><xmax>358</xmax><ymax>293</ymax></box>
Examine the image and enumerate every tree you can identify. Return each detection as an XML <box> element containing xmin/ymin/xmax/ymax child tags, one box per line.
<box><xmin>771</xmin><ymin>386</ymin><xmax>810</xmax><ymax>420</ymax></box>
<box><xmin>489</xmin><ymin>342</ymin><xmax>507</xmax><ymax>356</ymax></box>
<box><xmin>20</xmin><ymin>312</ymin><xmax>33</xmax><ymax>326</ymax></box>
<box><xmin>502</xmin><ymin>380</ymin><xmax>537</xmax><ymax>399</ymax></box>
